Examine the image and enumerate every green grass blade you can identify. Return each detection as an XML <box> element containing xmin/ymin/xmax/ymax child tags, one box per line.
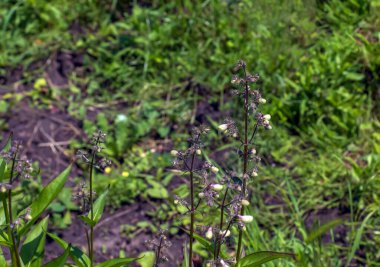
<box><xmin>345</xmin><ymin>211</ymin><xmax>375</xmax><ymax>267</ymax></box>
<box><xmin>306</xmin><ymin>219</ymin><xmax>343</xmax><ymax>244</ymax></box>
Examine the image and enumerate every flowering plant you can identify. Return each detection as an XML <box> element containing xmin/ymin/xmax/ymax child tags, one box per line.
<box><xmin>172</xmin><ymin>60</ymin><xmax>294</xmax><ymax>266</ymax></box>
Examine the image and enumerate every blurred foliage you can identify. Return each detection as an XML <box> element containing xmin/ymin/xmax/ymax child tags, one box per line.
<box><xmin>0</xmin><ymin>0</ymin><xmax>380</xmax><ymax>265</ymax></box>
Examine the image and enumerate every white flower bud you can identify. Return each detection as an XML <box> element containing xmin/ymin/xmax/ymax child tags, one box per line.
<box><xmin>267</xmin><ymin>125</ymin><xmax>272</xmax><ymax>130</ymax></box>
<box><xmin>174</xmin><ymin>199</ymin><xmax>179</xmax><ymax>205</ymax></box>
<box><xmin>259</xmin><ymin>98</ymin><xmax>267</xmax><ymax>104</ymax></box>
<box><xmin>210</xmin><ymin>184</ymin><xmax>223</xmax><ymax>191</ymax></box>
<box><xmin>205</xmin><ymin>227</ymin><xmax>213</xmax><ymax>239</ymax></box>
<box><xmin>263</xmin><ymin>114</ymin><xmax>271</xmax><ymax>120</ymax></box>
<box><xmin>211</xmin><ymin>166</ymin><xmax>219</xmax><ymax>173</ymax></box>
<box><xmin>232</xmin><ymin>132</ymin><xmax>238</xmax><ymax>138</ymax></box>
<box><xmin>238</xmin><ymin>215</ymin><xmax>253</xmax><ymax>223</ymax></box>
<box><xmin>252</xmin><ymin>171</ymin><xmax>258</xmax><ymax>177</ymax></box>
<box><xmin>196</xmin><ymin>149</ymin><xmax>201</xmax><ymax>155</ymax></box>
<box><xmin>25</xmin><ymin>214</ymin><xmax>32</xmax><ymax>221</ymax></box>
<box><xmin>241</xmin><ymin>199</ymin><xmax>250</xmax><ymax>206</ymax></box>
<box><xmin>220</xmin><ymin>260</ymin><xmax>230</xmax><ymax>267</ymax></box>
<box><xmin>1</xmin><ymin>186</ymin><xmax>7</xmax><ymax>193</ymax></box>
<box><xmin>170</xmin><ymin>150</ymin><xmax>179</xmax><ymax>156</ymax></box>
<box><xmin>198</xmin><ymin>192</ymin><xmax>205</xmax><ymax>198</ymax></box>
<box><xmin>251</xmin><ymin>148</ymin><xmax>256</xmax><ymax>155</ymax></box>
<box><xmin>218</xmin><ymin>124</ymin><xmax>228</xmax><ymax>131</ymax></box>
<box><xmin>220</xmin><ymin>230</ymin><xmax>231</xmax><ymax>237</ymax></box>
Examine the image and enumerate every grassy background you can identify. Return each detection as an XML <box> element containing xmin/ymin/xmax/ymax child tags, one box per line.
<box><xmin>1</xmin><ymin>0</ymin><xmax>380</xmax><ymax>266</ymax></box>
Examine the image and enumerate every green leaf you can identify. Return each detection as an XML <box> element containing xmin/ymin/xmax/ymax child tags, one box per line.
<box><xmin>0</xmin><ymin>132</ymin><xmax>12</xmax><ymax>182</ymax></box>
<box><xmin>137</xmin><ymin>251</ymin><xmax>155</xmax><ymax>267</ymax></box>
<box><xmin>181</xmin><ymin>243</ymin><xmax>189</xmax><ymax>267</ymax></box>
<box><xmin>78</xmin><ymin>215</ymin><xmax>96</xmax><ymax>227</ymax></box>
<box><xmin>19</xmin><ymin>166</ymin><xmax>71</xmax><ymax>236</ymax></box>
<box><xmin>21</xmin><ymin>217</ymin><xmax>49</xmax><ymax>266</ymax></box>
<box><xmin>0</xmin><ymin>160</ymin><xmax>6</xmax><ymax>182</ymax></box>
<box><xmin>0</xmin><ymin>239</ymin><xmax>11</xmax><ymax>247</ymax></box>
<box><xmin>238</xmin><ymin>251</ymin><xmax>294</xmax><ymax>267</ymax></box>
<box><xmin>97</xmin><ymin>257</ymin><xmax>138</xmax><ymax>267</ymax></box>
<box><xmin>78</xmin><ymin>215</ymin><xmax>95</xmax><ymax>226</ymax></box>
<box><xmin>343</xmin><ymin>72</ymin><xmax>364</xmax><ymax>81</ymax></box>
<box><xmin>306</xmin><ymin>219</ymin><xmax>342</xmax><ymax>243</ymax></box>
<box><xmin>43</xmin><ymin>245</ymin><xmax>70</xmax><ymax>267</ymax></box>
<box><xmin>47</xmin><ymin>232</ymin><xmax>90</xmax><ymax>267</ymax></box>
<box><xmin>187</xmin><ymin>232</ymin><xmax>227</xmax><ymax>259</ymax></box>
<box><xmin>0</xmin><ymin>209</ymin><xmax>8</xmax><ymax>234</ymax></box>
<box><xmin>345</xmin><ymin>211</ymin><xmax>375</xmax><ymax>267</ymax></box>
<box><xmin>90</xmin><ymin>189</ymin><xmax>109</xmax><ymax>225</ymax></box>
<box><xmin>1</xmin><ymin>132</ymin><xmax>13</xmax><ymax>152</ymax></box>
<box><xmin>192</xmin><ymin>233</ymin><xmax>213</xmax><ymax>252</ymax></box>
<box><xmin>146</xmin><ymin>180</ymin><xmax>168</xmax><ymax>199</ymax></box>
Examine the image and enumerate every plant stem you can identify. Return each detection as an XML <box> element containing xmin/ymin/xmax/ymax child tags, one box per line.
<box><xmin>215</xmin><ymin>187</ymin><xmax>229</xmax><ymax>260</ymax></box>
<box><xmin>89</xmin><ymin>137</ymin><xmax>100</xmax><ymax>267</ymax></box>
<box><xmin>189</xmin><ymin>134</ymin><xmax>200</xmax><ymax>267</ymax></box>
<box><xmin>89</xmin><ymin>155</ymin><xmax>95</xmax><ymax>266</ymax></box>
<box><xmin>189</xmin><ymin>155</ymin><xmax>196</xmax><ymax>267</ymax></box>
<box><xmin>7</xmin><ymin>147</ymin><xmax>22</xmax><ymax>267</ymax></box>
<box><xmin>154</xmin><ymin>236</ymin><xmax>164</xmax><ymax>267</ymax></box>
<box><xmin>236</xmin><ymin>66</ymin><xmax>250</xmax><ymax>262</ymax></box>
<box><xmin>2</xmin><ymin>197</ymin><xmax>16</xmax><ymax>265</ymax></box>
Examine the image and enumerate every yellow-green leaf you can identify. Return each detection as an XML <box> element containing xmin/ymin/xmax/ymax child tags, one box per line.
<box><xmin>238</xmin><ymin>251</ymin><xmax>294</xmax><ymax>267</ymax></box>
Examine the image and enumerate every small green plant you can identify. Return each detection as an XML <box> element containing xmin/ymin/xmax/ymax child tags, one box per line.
<box><xmin>72</xmin><ymin>130</ymin><xmax>137</xmax><ymax>267</ymax></box>
<box><xmin>0</xmin><ymin>133</ymin><xmax>71</xmax><ymax>266</ymax></box>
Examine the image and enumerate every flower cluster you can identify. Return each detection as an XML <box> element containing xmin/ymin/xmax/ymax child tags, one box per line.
<box><xmin>0</xmin><ymin>142</ymin><xmax>34</xmax><ymax>181</ymax></box>
<box><xmin>217</xmin><ymin>118</ymin><xmax>238</xmax><ymax>138</ymax></box>
<box><xmin>171</xmin><ymin>125</ymin><xmax>227</xmax><ymax>210</ymax></box>
<box><xmin>145</xmin><ymin>229</ymin><xmax>172</xmax><ymax>265</ymax></box>
<box><xmin>76</xmin><ymin>130</ymin><xmax>111</xmax><ymax>171</ymax></box>
<box><xmin>73</xmin><ymin>182</ymin><xmax>94</xmax><ymax>214</ymax></box>
<box><xmin>11</xmin><ymin>208</ymin><xmax>32</xmax><ymax>230</ymax></box>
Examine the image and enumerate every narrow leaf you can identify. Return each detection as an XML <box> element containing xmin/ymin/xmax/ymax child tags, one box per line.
<box><xmin>43</xmin><ymin>245</ymin><xmax>70</xmax><ymax>267</ymax></box>
<box><xmin>181</xmin><ymin>243</ymin><xmax>189</xmax><ymax>267</ymax></box>
<box><xmin>1</xmin><ymin>132</ymin><xmax>13</xmax><ymax>152</ymax></box>
<box><xmin>0</xmin><ymin>160</ymin><xmax>6</xmax><ymax>182</ymax></box>
<box><xmin>90</xmin><ymin>189</ymin><xmax>108</xmax><ymax>225</ymax></box>
<box><xmin>0</xmin><ymin>132</ymin><xmax>12</xmax><ymax>182</ymax></box>
<box><xmin>346</xmin><ymin>211</ymin><xmax>375</xmax><ymax>266</ymax></box>
<box><xmin>238</xmin><ymin>251</ymin><xmax>294</xmax><ymax>267</ymax></box>
<box><xmin>20</xmin><ymin>217</ymin><xmax>49</xmax><ymax>265</ymax></box>
<box><xmin>0</xmin><ymin>206</ymin><xmax>6</xmax><ymax>226</ymax></box>
<box><xmin>97</xmin><ymin>257</ymin><xmax>138</xmax><ymax>267</ymax></box>
<box><xmin>182</xmin><ymin>230</ymin><xmax>227</xmax><ymax>259</ymax></box>
<box><xmin>47</xmin><ymin>232</ymin><xmax>90</xmax><ymax>267</ymax></box>
<box><xmin>78</xmin><ymin>215</ymin><xmax>95</xmax><ymax>227</ymax></box>
<box><xmin>19</xmin><ymin>166</ymin><xmax>71</xmax><ymax>236</ymax></box>
<box><xmin>306</xmin><ymin>219</ymin><xmax>342</xmax><ymax>243</ymax></box>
